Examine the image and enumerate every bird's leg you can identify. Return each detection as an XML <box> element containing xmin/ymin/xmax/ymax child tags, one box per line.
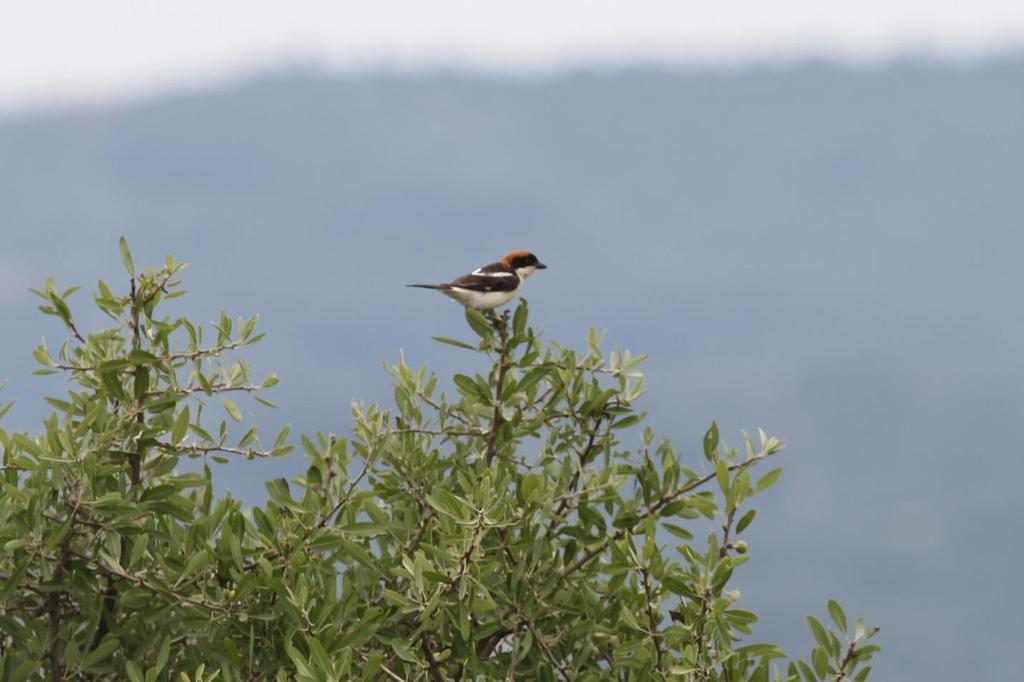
<box><xmin>486</xmin><ymin>309</ymin><xmax>510</xmax><ymax>332</ymax></box>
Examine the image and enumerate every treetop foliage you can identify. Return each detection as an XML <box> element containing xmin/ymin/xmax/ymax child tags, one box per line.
<box><xmin>0</xmin><ymin>241</ymin><xmax>879</xmax><ymax>681</ymax></box>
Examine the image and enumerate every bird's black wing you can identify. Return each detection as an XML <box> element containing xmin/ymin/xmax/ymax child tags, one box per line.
<box><xmin>447</xmin><ymin>265</ymin><xmax>520</xmax><ymax>292</ymax></box>
<box><xmin>474</xmin><ymin>261</ymin><xmax>512</xmax><ymax>274</ymax></box>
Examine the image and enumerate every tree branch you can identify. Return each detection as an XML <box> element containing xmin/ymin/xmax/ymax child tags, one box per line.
<box><xmin>47</xmin><ymin>541</ymin><xmax>70</xmax><ymax>682</ymax></box>
<box><xmin>719</xmin><ymin>506</ymin><xmax>738</xmax><ymax>559</ymax></box>
<box><xmin>560</xmin><ymin>451</ymin><xmax>775</xmax><ymax>579</ymax></box>
<box><xmin>419</xmin><ymin>635</ymin><xmax>445</xmax><ymax>682</ymax></box>
<box><xmin>155</xmin><ymin>442</ymin><xmax>272</xmax><ymax>459</ymax></box>
<box><xmin>547</xmin><ymin>416</ymin><xmax>605</xmax><ymax>532</ymax></box>
<box><xmin>129</xmin><ymin>276</ymin><xmax>143</xmax><ymax>489</ymax></box>
<box><xmin>639</xmin><ymin>566</ymin><xmax>665</xmax><ymax>673</ymax></box>
<box><xmin>68</xmin><ymin>550</ymin><xmax>230</xmax><ymax>616</ymax></box>
<box><xmin>485</xmin><ymin>310</ymin><xmax>512</xmax><ymax>465</ymax></box>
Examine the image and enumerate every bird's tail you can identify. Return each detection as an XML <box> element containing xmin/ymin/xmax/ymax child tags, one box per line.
<box><xmin>406</xmin><ymin>283</ymin><xmax>447</xmax><ymax>290</ymax></box>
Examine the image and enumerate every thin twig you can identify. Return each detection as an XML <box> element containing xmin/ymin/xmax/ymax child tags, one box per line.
<box><xmin>164</xmin><ymin>339</ymin><xmax>248</xmax><ymax>362</ymax></box>
<box><xmin>146</xmin><ymin>383</ymin><xmax>261</xmax><ymax>399</ymax></box>
<box><xmin>559</xmin><ymin>451</ymin><xmax>776</xmax><ymax>579</ymax></box>
<box><xmin>834</xmin><ymin>647</ymin><xmax>856</xmax><ymax>681</ymax></box>
<box><xmin>445</xmin><ymin>512</ymin><xmax>486</xmax><ymax>593</ymax></box>
<box><xmin>719</xmin><ymin>506</ymin><xmax>738</xmax><ymax>559</ymax></box>
<box><xmin>245</xmin><ymin>445</ymin><xmax>378</xmax><ymax>570</ymax></box>
<box><xmin>129</xmin><ymin>276</ymin><xmax>143</xmax><ymax>489</ymax></box>
<box><xmin>420</xmin><ymin>635</ymin><xmax>445</xmax><ymax>682</ymax></box>
<box><xmin>69</xmin><ymin>550</ymin><xmax>230</xmax><ymax>615</ymax></box>
<box><xmin>47</xmin><ymin>541</ymin><xmax>71</xmax><ymax>682</ymax></box>
<box><xmin>353</xmin><ymin>650</ymin><xmax>407</xmax><ymax>682</ymax></box>
<box><xmin>392</xmin><ymin>427</ymin><xmax>485</xmax><ymax>438</ymax></box>
<box><xmin>547</xmin><ymin>416</ymin><xmax>605</xmax><ymax>532</ymax></box>
<box><xmin>485</xmin><ymin>310</ymin><xmax>512</xmax><ymax>465</ymax></box>
<box><xmin>526</xmin><ymin>361</ymin><xmax>641</xmax><ymax>378</ymax></box>
<box><xmin>65</xmin><ymin>318</ymin><xmax>87</xmax><ymax>345</ymax></box>
<box><xmin>155</xmin><ymin>442</ymin><xmax>272</xmax><ymax>459</ymax></box>
<box><xmin>417</xmin><ymin>392</ymin><xmax>474</xmax><ymax>428</ymax></box>
<box><xmin>639</xmin><ymin>567</ymin><xmax>665</xmax><ymax>673</ymax></box>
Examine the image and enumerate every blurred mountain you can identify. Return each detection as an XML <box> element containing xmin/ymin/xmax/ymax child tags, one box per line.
<box><xmin>2</xmin><ymin>61</ymin><xmax>1024</xmax><ymax>680</ymax></box>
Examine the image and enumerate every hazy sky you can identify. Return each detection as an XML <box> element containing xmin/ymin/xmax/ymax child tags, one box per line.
<box><xmin>3</xmin><ymin>0</ymin><xmax>1024</xmax><ymax>112</ymax></box>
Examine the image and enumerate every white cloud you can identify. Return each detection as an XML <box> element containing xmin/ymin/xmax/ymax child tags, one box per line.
<box><xmin>2</xmin><ymin>1</ymin><xmax>1024</xmax><ymax>112</ymax></box>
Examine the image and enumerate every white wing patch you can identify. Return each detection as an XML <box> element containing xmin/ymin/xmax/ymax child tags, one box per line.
<box><xmin>472</xmin><ymin>268</ymin><xmax>514</xmax><ymax>277</ymax></box>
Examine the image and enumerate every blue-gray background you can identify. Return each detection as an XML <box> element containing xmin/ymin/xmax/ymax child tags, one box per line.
<box><xmin>2</xmin><ymin>62</ymin><xmax>1022</xmax><ymax>680</ymax></box>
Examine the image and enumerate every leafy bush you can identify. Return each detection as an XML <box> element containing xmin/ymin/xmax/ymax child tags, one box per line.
<box><xmin>0</xmin><ymin>242</ymin><xmax>879</xmax><ymax>680</ymax></box>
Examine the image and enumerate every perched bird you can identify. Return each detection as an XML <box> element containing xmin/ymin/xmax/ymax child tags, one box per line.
<box><xmin>407</xmin><ymin>250</ymin><xmax>547</xmax><ymax>310</ymax></box>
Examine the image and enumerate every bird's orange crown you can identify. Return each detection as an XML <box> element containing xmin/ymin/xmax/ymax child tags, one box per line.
<box><xmin>500</xmin><ymin>250</ymin><xmax>535</xmax><ymax>266</ymax></box>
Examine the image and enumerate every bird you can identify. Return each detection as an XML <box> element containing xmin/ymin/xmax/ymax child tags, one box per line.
<box><xmin>407</xmin><ymin>250</ymin><xmax>547</xmax><ymax>310</ymax></box>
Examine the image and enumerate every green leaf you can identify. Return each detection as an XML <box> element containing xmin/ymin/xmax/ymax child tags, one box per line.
<box><xmin>119</xmin><ymin>236</ymin><xmax>135</xmax><ymax>276</ymax></box>
<box><xmin>197</xmin><ymin>372</ymin><xmax>213</xmax><ymax>395</ymax></box>
<box><xmin>611</xmin><ymin>414</ymin><xmax>643</xmax><ymax>430</ymax></box>
<box><xmin>736</xmin><ymin>643</ymin><xmax>786</xmax><ymax>659</ymax></box>
<box><xmin>715</xmin><ymin>459</ymin><xmax>730</xmax><ymax>496</ymax></box>
<box><xmin>82</xmin><ymin>636</ymin><xmax>120</xmax><ymax>668</ymax></box>
<box><xmin>12</xmin><ymin>433</ymin><xmax>43</xmax><ymax>457</ymax></box>
<box><xmin>98</xmin><ymin>361</ymin><xmax>128</xmax><ymax>402</ymax></box>
<box><xmin>223</xmin><ymin>398</ymin><xmax>242</xmax><ymax>422</ymax></box>
<box><xmin>431</xmin><ymin>336</ymin><xmax>478</xmax><ymax>351</ymax></box>
<box><xmin>662</xmin><ymin>523</ymin><xmax>694</xmax><ymax>540</ymax></box>
<box><xmin>755</xmin><ymin>468</ymin><xmax>783</xmax><ymax>493</ymax></box>
<box><xmin>828</xmin><ymin>599</ymin><xmax>848</xmax><ymax>634</ymax></box>
<box><xmin>177</xmin><ymin>550</ymin><xmax>210</xmax><ymax>585</ymax></box>
<box><xmin>266</xmin><ymin>478</ymin><xmax>302</xmax><ymax>512</ymax></box>
<box><xmin>736</xmin><ymin>509</ymin><xmax>756</xmax><ymax>534</ymax></box>
<box><xmin>132</xmin><ymin>366</ymin><xmax>150</xmax><ymax>401</ymax></box>
<box><xmin>336</xmin><ymin>521</ymin><xmax>387</xmax><ymax>537</ymax></box>
<box><xmin>308</xmin><ymin>532</ymin><xmax>347</xmax><ymax>551</ymax></box>
<box><xmin>581</xmin><ymin>388</ymin><xmax>616</xmax><ymax>417</ymax></box>
<box><xmin>238</xmin><ymin>426</ymin><xmax>257</xmax><ymax>448</ymax></box>
<box><xmin>812</xmin><ymin>646</ymin><xmax>828</xmax><ymax>678</ymax></box>
<box><xmin>807</xmin><ymin>615</ymin><xmax>829</xmax><ymax>650</ymax></box>
<box><xmin>274</xmin><ymin>424</ymin><xmax>291</xmax><ymax>449</ymax></box>
<box><xmin>286</xmin><ymin>640</ymin><xmax>314</xmax><ymax>678</ymax></box>
<box><xmin>146</xmin><ymin>395</ymin><xmax>177</xmax><ymax>413</ymax></box>
<box><xmin>453</xmin><ymin>374</ymin><xmax>489</xmax><ymax>403</ymax></box>
<box><xmin>519</xmin><ymin>473</ymin><xmax>543</xmax><ymax>504</ymax></box>
<box><xmin>465</xmin><ymin>308</ymin><xmax>494</xmax><ymax>338</ymax></box>
<box><xmin>426</xmin><ymin>488</ymin><xmax>469</xmax><ymax>521</ymax></box>
<box><xmin>33</xmin><ymin>345</ymin><xmax>52</xmax><ymax>367</ymax></box>
<box><xmin>301</xmin><ymin>434</ymin><xmax>318</xmax><ymax>457</ymax></box>
<box><xmin>171</xmin><ymin>406</ymin><xmax>191</xmax><ymax>445</ymax></box>
<box><xmin>661</xmin><ymin>574</ymin><xmax>698</xmax><ymax>599</ymax></box>
<box><xmin>512</xmin><ymin>299</ymin><xmax>529</xmax><ymax>338</ymax></box>
<box><xmin>140</xmin><ymin>485</ymin><xmax>176</xmax><ymax>503</ymax></box>
<box><xmin>128</xmin><ymin>349</ymin><xmax>159</xmax><ymax>364</ymax></box>
<box><xmin>126</xmin><ymin>661</ymin><xmax>144</xmax><ymax>682</ymax></box>
<box><xmin>619</xmin><ymin>604</ymin><xmax>643</xmax><ymax>631</ymax></box>
<box><xmin>361</xmin><ymin>652</ymin><xmax>384</xmax><ymax>680</ymax></box>
<box><xmin>515</xmin><ymin>366</ymin><xmax>550</xmax><ymax>394</ymax></box>
<box><xmin>703</xmin><ymin>421</ymin><xmax>719</xmax><ymax>460</ymax></box>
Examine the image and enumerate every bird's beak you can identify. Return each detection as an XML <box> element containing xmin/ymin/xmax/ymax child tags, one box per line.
<box><xmin>536</xmin><ymin>262</ymin><xmax>547</xmax><ymax>269</ymax></box>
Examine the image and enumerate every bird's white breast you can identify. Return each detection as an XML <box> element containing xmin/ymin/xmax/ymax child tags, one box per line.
<box><xmin>445</xmin><ymin>287</ymin><xmax>520</xmax><ymax>310</ymax></box>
